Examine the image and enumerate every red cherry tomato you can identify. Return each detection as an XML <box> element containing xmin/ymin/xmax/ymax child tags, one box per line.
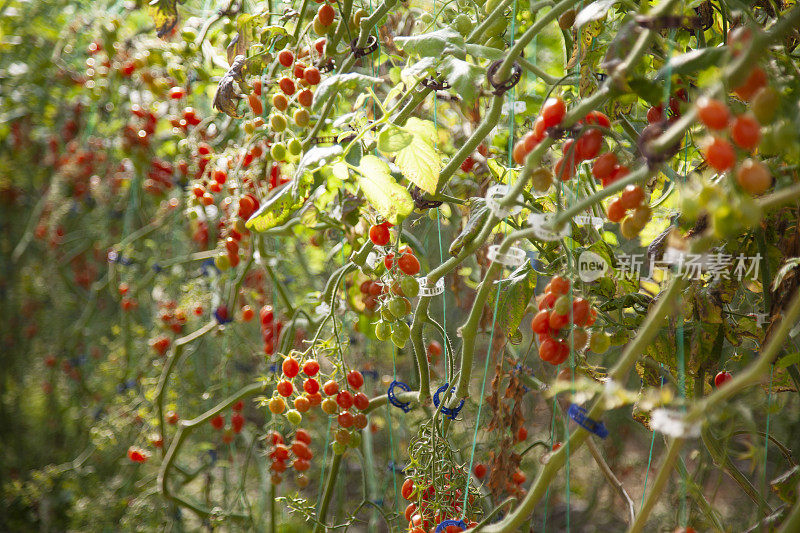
<box><xmin>542</xmin><ymin>97</ymin><xmax>566</xmax><ymax>128</ymax></box>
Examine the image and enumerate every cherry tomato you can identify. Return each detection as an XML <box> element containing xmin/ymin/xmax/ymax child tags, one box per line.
<box><xmin>369</xmin><ymin>224</ymin><xmax>391</xmax><ymax>246</ymax></box>
<box><xmin>714</xmin><ymin>371</ymin><xmax>733</xmax><ymax>388</ymax></box>
<box><xmin>704</xmin><ymin>136</ymin><xmax>736</xmax><ymax>172</ymax></box>
<box><xmin>401</xmin><ymin>478</ymin><xmax>415</xmax><ymax>500</ymax></box>
<box><xmin>730</xmin><ymin>113</ymin><xmax>761</xmax><ymax>150</ymax></box>
<box><xmin>277</xmin><ymin>381</ymin><xmax>294</xmax><ymax>397</ymax></box>
<box><xmin>323</xmin><ymin>380</ymin><xmax>339</xmax><ymax>396</ymax></box>
<box><xmin>282</xmin><ymin>357</ymin><xmax>300</xmax><ymax>378</ymax></box>
<box><xmin>347</xmin><ymin>370</ymin><xmax>364</xmax><ymax>389</ymax></box>
<box><xmin>542</xmin><ymin>97</ymin><xmax>566</xmax><ymax>128</ymax></box>
<box><xmin>278</xmin><ymin>49</ymin><xmax>294</xmax><ymax>67</ymax></box>
<box><xmin>735</xmin><ymin>158</ymin><xmax>772</xmax><ymax>195</ymax></box>
<box><xmin>696</xmin><ymin>97</ymin><xmax>730</xmax><ymax>130</ymax></box>
<box><xmin>397</xmin><ymin>253</ymin><xmax>421</xmax><ymax>276</ymax></box>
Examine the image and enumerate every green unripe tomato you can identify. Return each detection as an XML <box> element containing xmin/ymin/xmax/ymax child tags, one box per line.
<box><xmin>380</xmin><ymin>307</ymin><xmax>396</xmax><ymax>322</ymax></box>
<box><xmin>270</xmin><ymin>113</ymin><xmax>287</xmax><ymax>132</ymax></box>
<box><xmin>335</xmin><ymin>428</ymin><xmax>350</xmax><ymax>444</ymax></box>
<box><xmin>759</xmin><ymin>126</ymin><xmax>780</xmax><ymax>156</ymax></box>
<box><xmin>419</xmin><ymin>13</ymin><xmax>433</xmax><ymax>25</ymax></box>
<box><xmin>375</xmin><ymin>320</ymin><xmax>392</xmax><ymax>340</ymax></box>
<box><xmin>387</xmin><ymin>298</ymin><xmax>407</xmax><ymax>319</ymax></box>
<box><xmin>391</xmin><ymin>321</ymin><xmax>410</xmax><ymax>348</ymax></box>
<box><xmin>589</xmin><ymin>331</ymin><xmax>611</xmax><ymax>354</ymax></box>
<box><xmin>332</xmin><ymin>441</ymin><xmax>347</xmax><ymax>455</ymax></box>
<box><xmin>243</xmin><ymin>121</ymin><xmax>255</xmax><ymax>135</ymax></box>
<box><xmin>348</xmin><ymin>431</ymin><xmax>361</xmax><ymax>448</ymax></box>
<box><xmin>222</xmin><ymin>20</ymin><xmax>235</xmax><ymax>33</ymax></box>
<box><xmin>215</xmin><ymin>253</ymin><xmax>231</xmax><ymax>271</ymax></box>
<box><xmin>270</xmin><ymin>142</ymin><xmax>287</xmax><ymax>161</ymax></box>
<box><xmin>553</xmin><ymin>295</ymin><xmax>571</xmax><ymax>316</ymax></box>
<box><xmin>712</xmin><ymin>204</ymin><xmax>742</xmax><ymax>239</ymax></box>
<box><xmin>286</xmin><ymin>409</ymin><xmax>302</xmax><ymax>425</ymax></box>
<box><xmin>313</xmin><ymin>17</ymin><xmax>329</xmax><ymax>36</ymax></box>
<box><xmin>751</xmin><ymin>87</ymin><xmax>779</xmax><ymax>124</ymax></box>
<box><xmin>679</xmin><ymin>194</ymin><xmax>701</xmax><ymax>224</ymax></box>
<box><xmin>400</xmin><ymin>276</ymin><xmax>419</xmax><ymax>298</ymax></box>
<box><xmin>735</xmin><ymin>194</ymin><xmax>762</xmax><ymax>229</ymax></box>
<box><xmin>454</xmin><ymin>14</ymin><xmax>473</xmax><ymax>36</ymax></box>
<box><xmin>288</xmin><ymin>138</ymin><xmax>303</xmax><ymax>156</ymax></box>
<box><xmin>531</xmin><ymin>167</ymin><xmax>553</xmax><ymax>192</ymax></box>
<box><xmin>293</xmin><ymin>108</ymin><xmax>310</xmax><ymax>128</ymax></box>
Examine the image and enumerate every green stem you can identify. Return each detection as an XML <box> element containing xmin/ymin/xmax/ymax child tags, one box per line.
<box><xmin>314</xmin><ymin>452</ymin><xmax>343</xmax><ymax>533</ymax></box>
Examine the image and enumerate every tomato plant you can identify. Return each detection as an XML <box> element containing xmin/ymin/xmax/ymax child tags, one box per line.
<box><xmin>3</xmin><ymin>0</ymin><xmax>800</xmax><ymax>532</ymax></box>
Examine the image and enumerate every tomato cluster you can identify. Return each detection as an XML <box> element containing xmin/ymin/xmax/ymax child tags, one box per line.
<box><xmin>645</xmin><ymin>87</ymin><xmax>688</xmax><ymax>126</ymax></box>
<box><xmin>401</xmin><ymin>477</ymin><xmax>479</xmax><ymax>533</ymax></box>
<box><xmin>260</xmin><ymin>305</ymin><xmax>283</xmax><ymax>355</ymax></box>
<box><xmin>267</xmin><ymin>428</ymin><xmax>314</xmax><ymax>486</ymax></box>
<box><xmin>209</xmin><ymin>400</ymin><xmax>247</xmax><ymax>444</ymax></box>
<box><xmin>606</xmin><ymin>184</ymin><xmax>651</xmax><ymax>240</ymax></box>
<box><xmin>530</xmin><ymin>275</ymin><xmax>609</xmax><ymax>365</ymax></box>
<box><xmin>696</xmin><ymin>91</ymin><xmax>774</xmax><ymax>195</ymax></box>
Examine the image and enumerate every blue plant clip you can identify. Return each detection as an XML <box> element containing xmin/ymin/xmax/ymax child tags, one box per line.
<box><xmin>387</xmin><ymin>380</ymin><xmax>412</xmax><ymax>412</ymax></box>
<box><xmin>361</xmin><ymin>369</ymin><xmax>379</xmax><ymax>380</ymax></box>
<box><xmin>513</xmin><ymin>363</ymin><xmax>530</xmax><ymax>393</ymax></box>
<box><xmin>567</xmin><ymin>404</ymin><xmax>608</xmax><ymax>439</ymax></box>
<box><xmin>268</xmin><ymin>363</ymin><xmax>280</xmax><ymax>373</ymax></box>
<box><xmin>214</xmin><ymin>306</ymin><xmax>232</xmax><ymax>324</ymax></box>
<box><xmin>435</xmin><ymin>519</ymin><xmax>467</xmax><ymax>533</ymax></box>
<box><xmin>387</xmin><ymin>460</ymin><xmax>406</xmax><ymax>475</ymax></box>
<box><xmin>433</xmin><ymin>383</ymin><xmax>465</xmax><ymax>420</ymax></box>
<box><xmin>201</xmin><ymin>258</ymin><xmax>220</xmax><ymax>277</ymax></box>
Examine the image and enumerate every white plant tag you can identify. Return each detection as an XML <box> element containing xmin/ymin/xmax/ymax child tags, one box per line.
<box><xmin>528</xmin><ymin>213</ymin><xmax>570</xmax><ymax>241</ymax></box>
<box><xmin>418</xmin><ymin>277</ymin><xmax>444</xmax><ymax>297</ymax></box>
<box><xmin>487</xmin><ymin>245</ymin><xmax>526</xmax><ymax>267</ymax></box>
<box><xmin>650</xmin><ymin>408</ymin><xmax>701</xmax><ymax>439</ymax></box>
<box><xmin>485</xmin><ymin>184</ymin><xmax>522</xmax><ymax>219</ymax></box>
<box><xmin>578</xmin><ymin>250</ymin><xmax>609</xmax><ymax>282</ymax></box>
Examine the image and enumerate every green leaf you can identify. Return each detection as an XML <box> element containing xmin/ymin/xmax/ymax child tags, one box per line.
<box><xmin>246</xmin><ymin>179</ymin><xmax>309</xmax><ymax>233</ymax></box>
<box><xmin>485</xmin><ymin>157</ymin><xmax>517</xmax><ymax>182</ymax></box>
<box><xmin>574</xmin><ymin>0</ymin><xmax>616</xmax><ymax>28</ymax></box>
<box><xmin>356</xmin><ymin>155</ymin><xmax>414</xmax><ymax>224</ymax></box>
<box><xmin>465</xmin><ymin>44</ymin><xmax>503</xmax><ymax>60</ymax></box>
<box><xmin>440</xmin><ymin>56</ymin><xmax>484</xmax><ymax>103</ymax></box>
<box><xmin>395</xmin><ymin>118</ymin><xmax>441</xmax><ymax>194</ymax></box>
<box><xmin>313</xmin><ymin>73</ymin><xmax>384</xmax><ymax>111</ymax></box>
<box><xmin>294</xmin><ymin>145</ymin><xmax>343</xmax><ymax>178</ymax></box>
<box><xmin>378</xmin><ymin>127</ymin><xmax>414</xmax><ymax>153</ymax></box>
<box><xmin>777</xmin><ymin>352</ymin><xmax>800</xmax><ymax>370</ymax></box>
<box><xmin>486</xmin><ymin>264</ymin><xmax>537</xmax><ymax>337</ymax></box>
<box><xmin>395</xmin><ymin>28</ymin><xmax>466</xmax><ymax>59</ymax></box>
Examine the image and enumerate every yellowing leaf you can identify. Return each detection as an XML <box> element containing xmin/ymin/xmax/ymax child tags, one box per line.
<box><xmin>395</xmin><ymin>118</ymin><xmax>441</xmax><ymax>194</ymax></box>
<box><xmin>357</xmin><ymin>155</ymin><xmax>414</xmax><ymax>224</ymax></box>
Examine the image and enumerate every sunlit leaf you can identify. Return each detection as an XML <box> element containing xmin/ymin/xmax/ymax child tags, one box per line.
<box><xmin>356</xmin><ymin>155</ymin><xmax>414</xmax><ymax>224</ymax></box>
